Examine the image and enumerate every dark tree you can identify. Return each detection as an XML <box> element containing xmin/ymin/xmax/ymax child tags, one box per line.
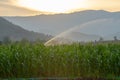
<box><xmin>99</xmin><ymin>37</ymin><xmax>103</xmax><ymax>42</ymax></box>
<box><xmin>0</xmin><ymin>41</ymin><xmax>2</xmax><ymax>45</ymax></box>
<box><xmin>20</xmin><ymin>38</ymin><xmax>29</xmax><ymax>44</ymax></box>
<box><xmin>3</xmin><ymin>36</ymin><xmax>11</xmax><ymax>44</ymax></box>
<box><xmin>114</xmin><ymin>36</ymin><xmax>118</xmax><ymax>41</ymax></box>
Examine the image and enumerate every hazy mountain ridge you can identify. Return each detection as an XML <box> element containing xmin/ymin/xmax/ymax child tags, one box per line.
<box><xmin>4</xmin><ymin>10</ymin><xmax>120</xmax><ymax>36</ymax></box>
<box><xmin>0</xmin><ymin>17</ymin><xmax>52</xmax><ymax>41</ymax></box>
<box><xmin>4</xmin><ymin>10</ymin><xmax>120</xmax><ymax>43</ymax></box>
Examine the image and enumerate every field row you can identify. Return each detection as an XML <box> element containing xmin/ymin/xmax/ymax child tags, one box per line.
<box><xmin>0</xmin><ymin>42</ymin><xmax>120</xmax><ymax>78</ymax></box>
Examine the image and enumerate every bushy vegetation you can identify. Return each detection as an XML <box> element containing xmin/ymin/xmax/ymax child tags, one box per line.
<box><xmin>0</xmin><ymin>42</ymin><xmax>120</xmax><ymax>79</ymax></box>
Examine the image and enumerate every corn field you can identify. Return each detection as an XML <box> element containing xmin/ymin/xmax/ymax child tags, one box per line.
<box><xmin>0</xmin><ymin>42</ymin><xmax>120</xmax><ymax>79</ymax></box>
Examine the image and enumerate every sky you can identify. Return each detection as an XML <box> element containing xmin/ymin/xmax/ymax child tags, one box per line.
<box><xmin>0</xmin><ymin>0</ymin><xmax>120</xmax><ymax>16</ymax></box>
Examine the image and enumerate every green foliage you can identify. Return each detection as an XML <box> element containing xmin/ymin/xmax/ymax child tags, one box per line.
<box><xmin>0</xmin><ymin>42</ymin><xmax>120</xmax><ymax>78</ymax></box>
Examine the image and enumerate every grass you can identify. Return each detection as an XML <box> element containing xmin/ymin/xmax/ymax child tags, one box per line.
<box><xmin>0</xmin><ymin>42</ymin><xmax>120</xmax><ymax>79</ymax></box>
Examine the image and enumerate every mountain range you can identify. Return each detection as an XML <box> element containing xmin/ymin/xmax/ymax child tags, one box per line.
<box><xmin>3</xmin><ymin>10</ymin><xmax>120</xmax><ymax>43</ymax></box>
<box><xmin>4</xmin><ymin>10</ymin><xmax>120</xmax><ymax>36</ymax></box>
<box><xmin>0</xmin><ymin>17</ymin><xmax>52</xmax><ymax>42</ymax></box>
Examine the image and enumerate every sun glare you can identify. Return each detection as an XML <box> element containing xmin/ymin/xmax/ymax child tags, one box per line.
<box><xmin>16</xmin><ymin>0</ymin><xmax>89</xmax><ymax>13</ymax></box>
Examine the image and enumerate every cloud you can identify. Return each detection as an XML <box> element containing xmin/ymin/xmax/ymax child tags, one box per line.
<box><xmin>83</xmin><ymin>0</ymin><xmax>120</xmax><ymax>11</ymax></box>
<box><xmin>0</xmin><ymin>0</ymin><xmax>10</xmax><ymax>2</ymax></box>
<box><xmin>0</xmin><ymin>0</ymin><xmax>12</xmax><ymax>4</ymax></box>
<box><xmin>0</xmin><ymin>0</ymin><xmax>41</xmax><ymax>16</ymax></box>
<box><xmin>0</xmin><ymin>0</ymin><xmax>120</xmax><ymax>16</ymax></box>
<box><xmin>0</xmin><ymin>3</ymin><xmax>40</xmax><ymax>16</ymax></box>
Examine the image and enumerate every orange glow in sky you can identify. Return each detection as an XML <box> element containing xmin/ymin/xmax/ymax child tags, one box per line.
<box><xmin>1</xmin><ymin>0</ymin><xmax>120</xmax><ymax>16</ymax></box>
<box><xmin>16</xmin><ymin>0</ymin><xmax>89</xmax><ymax>13</ymax></box>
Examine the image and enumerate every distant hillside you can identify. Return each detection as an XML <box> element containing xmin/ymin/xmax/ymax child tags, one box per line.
<box><xmin>5</xmin><ymin>10</ymin><xmax>120</xmax><ymax>36</ymax></box>
<box><xmin>0</xmin><ymin>17</ymin><xmax>52</xmax><ymax>42</ymax></box>
<box><xmin>73</xmin><ymin>19</ymin><xmax>120</xmax><ymax>39</ymax></box>
<box><xmin>66</xmin><ymin>32</ymin><xmax>101</xmax><ymax>42</ymax></box>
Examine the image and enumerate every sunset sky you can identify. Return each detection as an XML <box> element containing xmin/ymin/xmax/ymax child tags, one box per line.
<box><xmin>1</xmin><ymin>0</ymin><xmax>120</xmax><ymax>16</ymax></box>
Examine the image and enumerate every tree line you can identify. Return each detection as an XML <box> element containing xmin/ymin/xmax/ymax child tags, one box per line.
<box><xmin>0</xmin><ymin>36</ymin><xmax>47</xmax><ymax>45</ymax></box>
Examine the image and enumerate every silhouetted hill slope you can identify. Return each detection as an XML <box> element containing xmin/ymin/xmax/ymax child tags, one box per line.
<box><xmin>0</xmin><ymin>17</ymin><xmax>52</xmax><ymax>41</ymax></box>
